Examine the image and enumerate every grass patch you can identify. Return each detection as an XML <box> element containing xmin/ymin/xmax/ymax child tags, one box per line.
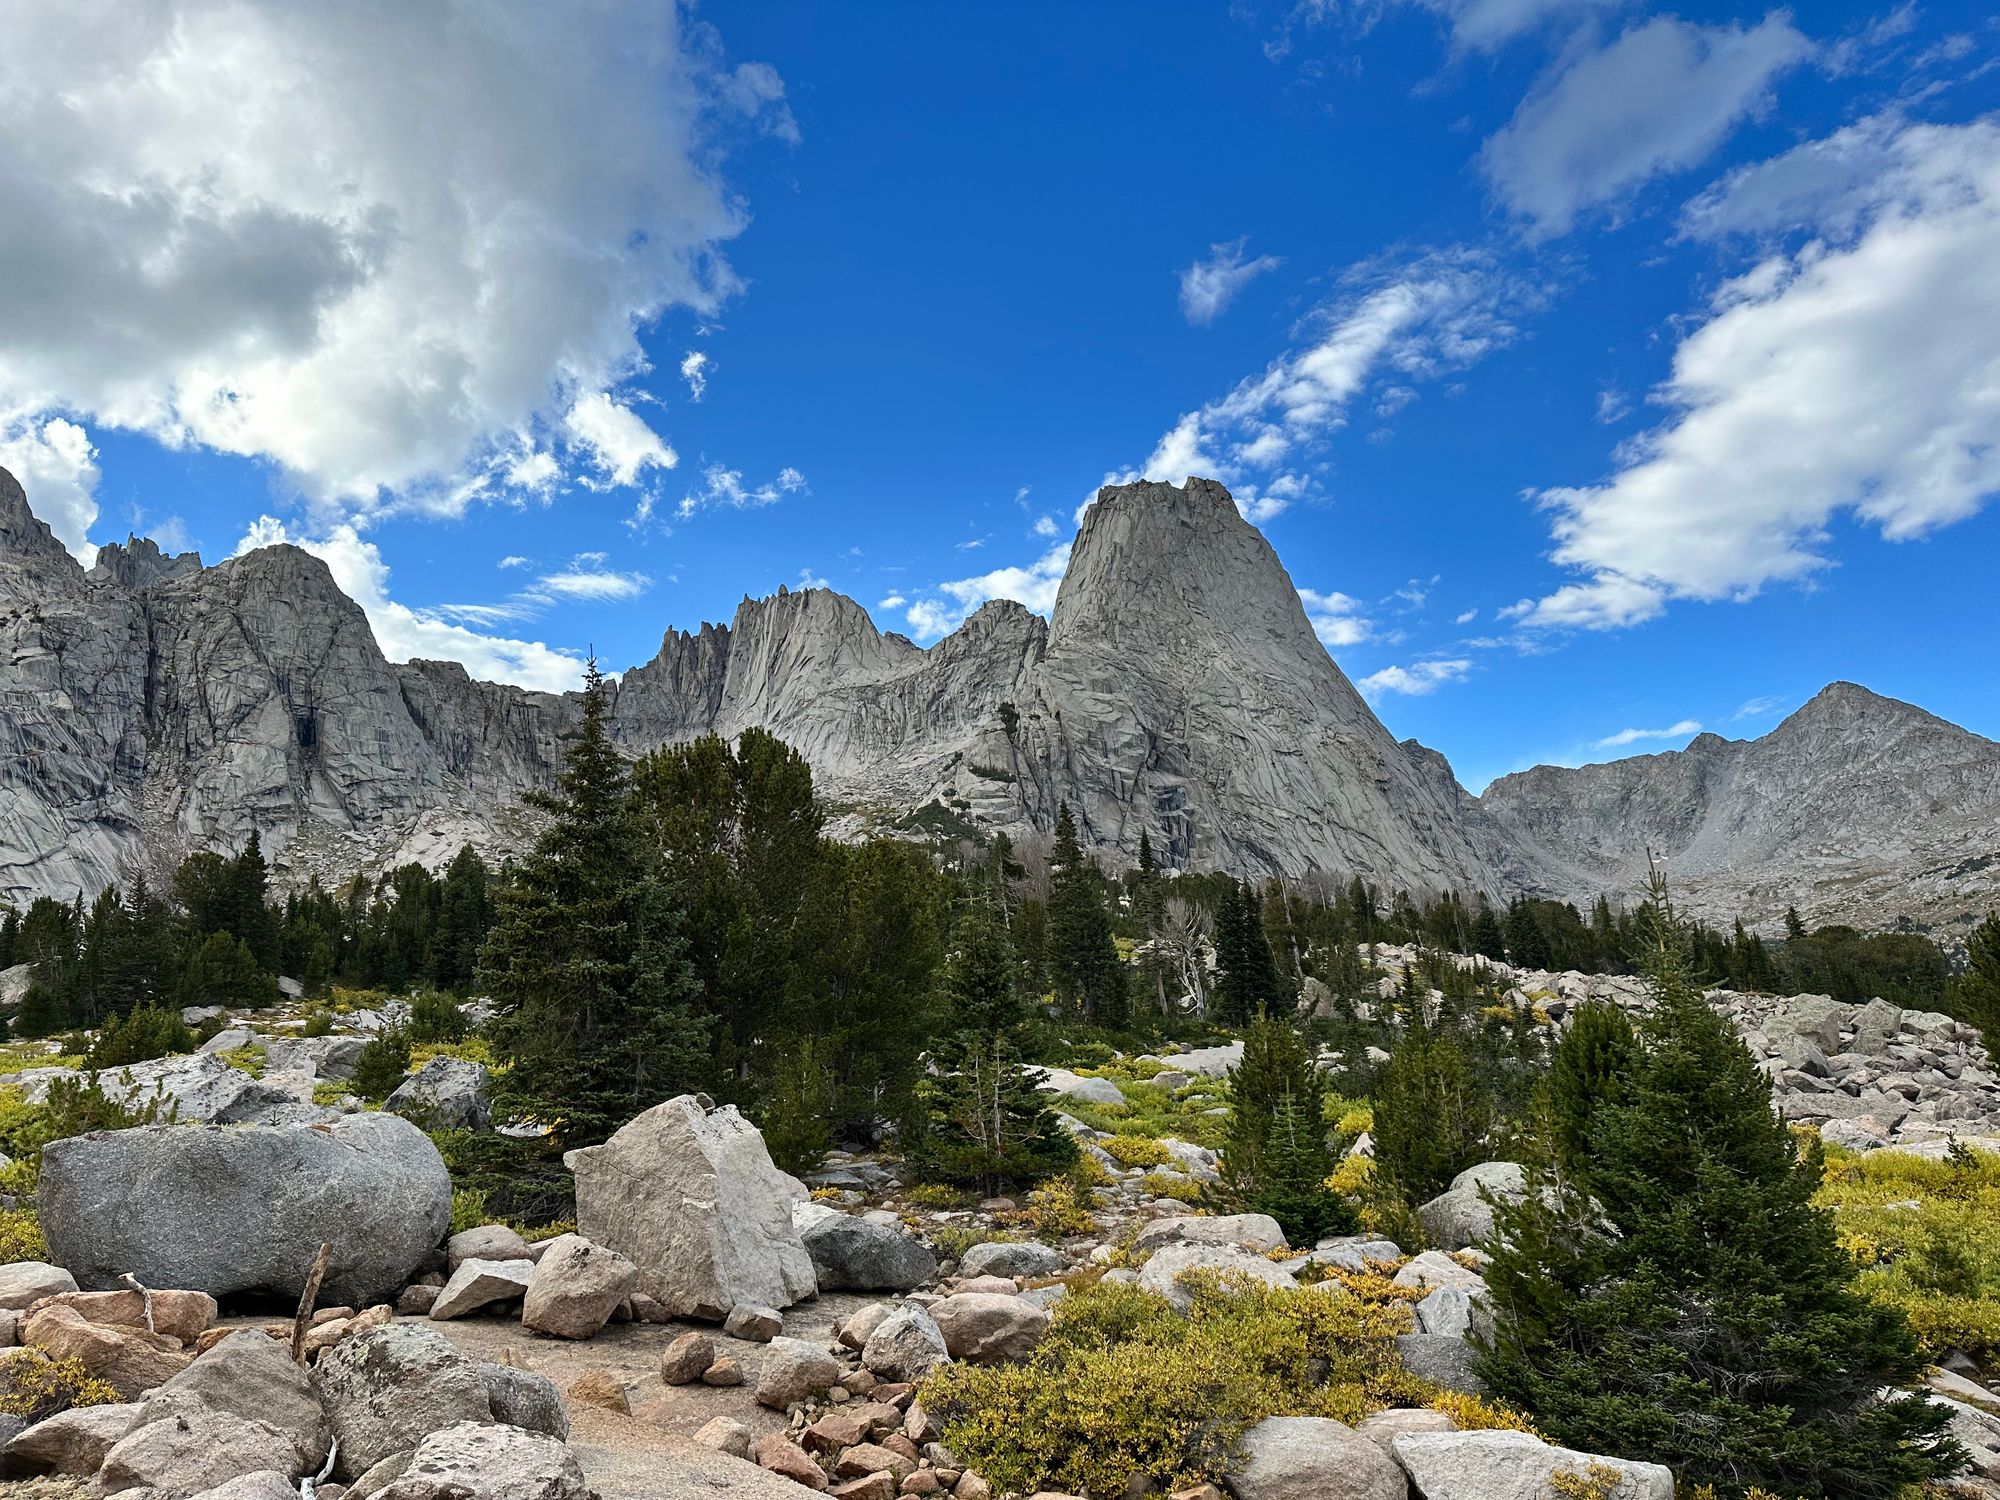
<box><xmin>1057</xmin><ymin>1079</ymin><xmax>1230</xmax><ymax>1150</ymax></box>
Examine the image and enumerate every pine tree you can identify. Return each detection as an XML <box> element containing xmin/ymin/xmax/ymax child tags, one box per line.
<box><xmin>1371</xmin><ymin>1019</ymin><xmax>1487</xmax><ymax>1206</ymax></box>
<box><xmin>1471</xmin><ymin>898</ymin><xmax>1508</xmax><ymax>962</ymax></box>
<box><xmin>1046</xmin><ymin>803</ymin><xmax>1127</xmax><ymax>1028</ymax></box>
<box><xmin>1476</xmin><ymin>879</ymin><xmax>1962</xmax><ymax>1498</ymax></box>
<box><xmin>429</xmin><ymin>845</ymin><xmax>495</xmax><ymax>990</ymax></box>
<box><xmin>1545</xmin><ymin>998</ymin><xmax>1635</xmax><ymax>1183</ymax></box>
<box><xmin>944</xmin><ymin>886</ymin><xmax>1024</xmax><ymax>1034</ymax></box>
<box><xmin>480</xmin><ymin>661</ymin><xmax>710</xmax><ymax>1147</ymax></box>
<box><xmin>908</xmin><ymin>1033</ymin><xmax>1079</xmax><ymax>1194</ymax></box>
<box><xmin>1953</xmin><ymin>911</ymin><xmax>2000</xmax><ymax>1052</ymax></box>
<box><xmin>1220</xmin><ymin>1014</ymin><xmax>1354</xmax><ymax>1243</ymax></box>
<box><xmin>1505</xmin><ymin>898</ymin><xmax>1551</xmax><ymax>970</ymax></box>
<box><xmin>1785</xmin><ymin>904</ymin><xmax>1808</xmax><ymax>941</ymax></box>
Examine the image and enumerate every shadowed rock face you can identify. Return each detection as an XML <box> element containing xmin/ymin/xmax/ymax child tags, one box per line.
<box><xmin>4</xmin><ymin>465</ymin><xmax>1997</xmax><ymax>929</ymax></box>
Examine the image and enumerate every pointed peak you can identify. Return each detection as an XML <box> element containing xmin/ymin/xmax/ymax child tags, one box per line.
<box><xmin>0</xmin><ymin>466</ymin><xmax>85</xmax><ymax>581</ymax></box>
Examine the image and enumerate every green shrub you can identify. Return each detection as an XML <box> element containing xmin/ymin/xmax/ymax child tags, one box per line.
<box><xmin>1101</xmin><ymin>1136</ymin><xmax>1172</xmax><ymax>1168</ymax></box>
<box><xmin>1025</xmin><ymin>1173</ymin><xmax>1097</xmax><ymax>1242</ymax></box>
<box><xmin>301</xmin><ymin>1009</ymin><xmax>336</xmax><ymax>1038</ymax></box>
<box><xmin>0</xmin><ymin>1350</ymin><xmax>120</xmax><ymax>1421</ymax></box>
<box><xmin>86</xmin><ymin>1006</ymin><xmax>194</xmax><ymax>1069</ymax></box>
<box><xmin>0</xmin><ymin>1207</ymin><xmax>47</xmax><ymax>1261</ymax></box>
<box><xmin>921</xmin><ymin>1274</ymin><xmax>1417</xmax><ymax>1495</ymax></box>
<box><xmin>217</xmin><ymin>1043</ymin><xmax>266</xmax><ymax>1078</ymax></box>
<box><xmin>350</xmin><ymin>1029</ymin><xmax>411</xmax><ymax>1101</ymax></box>
<box><xmin>408</xmin><ymin>990</ymin><xmax>468</xmax><ymax>1044</ymax></box>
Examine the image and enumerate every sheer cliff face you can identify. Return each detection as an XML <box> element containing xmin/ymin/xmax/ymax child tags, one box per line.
<box><xmin>1477</xmin><ymin>683</ymin><xmax>2000</xmax><ymax>934</ymax></box>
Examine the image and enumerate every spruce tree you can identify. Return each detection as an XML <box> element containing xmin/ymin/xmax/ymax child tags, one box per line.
<box><xmin>1953</xmin><ymin>911</ymin><xmax>2000</xmax><ymax>1051</ymax></box>
<box><xmin>1220</xmin><ymin>1014</ymin><xmax>1354</xmax><ymax>1243</ymax></box>
<box><xmin>908</xmin><ymin>1033</ymin><xmax>1078</xmax><ymax>1193</ymax></box>
<box><xmin>944</xmin><ymin>886</ymin><xmax>1024</xmax><ymax>1034</ymax></box>
<box><xmin>1371</xmin><ymin>1017</ymin><xmax>1487</xmax><ymax>1206</ymax></box>
<box><xmin>1471</xmin><ymin>898</ymin><xmax>1508</xmax><ymax>962</ymax></box>
<box><xmin>1046</xmin><ymin>803</ymin><xmax>1126</xmax><ymax>1027</ymax></box>
<box><xmin>1545</xmin><ymin>998</ymin><xmax>1634</xmax><ymax>1183</ymax></box>
<box><xmin>479</xmin><ymin>661</ymin><xmax>709</xmax><ymax>1147</ymax></box>
<box><xmin>1476</xmin><ymin>881</ymin><xmax>1961</xmax><ymax>1498</ymax></box>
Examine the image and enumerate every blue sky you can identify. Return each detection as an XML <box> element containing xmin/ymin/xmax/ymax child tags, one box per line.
<box><xmin>4</xmin><ymin>1</ymin><xmax>1998</xmax><ymax>792</ymax></box>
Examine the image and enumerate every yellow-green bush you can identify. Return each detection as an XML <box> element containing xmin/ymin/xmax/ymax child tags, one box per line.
<box><xmin>0</xmin><ymin>1208</ymin><xmax>46</xmax><ymax>1262</ymax></box>
<box><xmin>1138</xmin><ymin>1172</ymin><xmax>1202</xmax><ymax>1202</ymax></box>
<box><xmin>217</xmin><ymin>1043</ymin><xmax>267</xmax><ymax>1078</ymax></box>
<box><xmin>1425</xmin><ymin>1388</ymin><xmax>1539</xmax><ymax>1434</ymax></box>
<box><xmin>1026</xmin><ymin>1174</ymin><xmax>1097</xmax><ymax>1242</ymax></box>
<box><xmin>1101</xmin><ymin>1136</ymin><xmax>1172</xmax><ymax>1169</ymax></box>
<box><xmin>921</xmin><ymin>1272</ymin><xmax>1420</xmax><ymax>1495</ymax></box>
<box><xmin>410</xmin><ymin>1036</ymin><xmax>498</xmax><ymax>1070</ymax></box>
<box><xmin>1816</xmin><ymin>1141</ymin><xmax>2000</xmax><ymax>1361</ymax></box>
<box><xmin>0</xmin><ymin>1351</ymin><xmax>120</xmax><ymax>1421</ymax></box>
<box><xmin>905</xmin><ymin>1183</ymin><xmax>974</xmax><ymax>1211</ymax></box>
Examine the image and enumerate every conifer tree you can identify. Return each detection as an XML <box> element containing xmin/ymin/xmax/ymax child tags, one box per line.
<box><xmin>944</xmin><ymin>885</ymin><xmax>1024</xmax><ymax>1034</ymax></box>
<box><xmin>480</xmin><ymin>661</ymin><xmax>709</xmax><ymax>1147</ymax></box>
<box><xmin>908</xmin><ymin>1033</ymin><xmax>1078</xmax><ymax>1193</ymax></box>
<box><xmin>1371</xmin><ymin>1016</ymin><xmax>1487</xmax><ymax>1206</ymax></box>
<box><xmin>1476</xmin><ymin>878</ymin><xmax>1961</xmax><ymax>1498</ymax></box>
<box><xmin>1785</xmin><ymin>904</ymin><xmax>1808</xmax><ymax>941</ymax></box>
<box><xmin>1046</xmin><ymin>803</ymin><xmax>1126</xmax><ymax>1027</ymax></box>
<box><xmin>1471</xmin><ymin>898</ymin><xmax>1508</xmax><ymax>962</ymax></box>
<box><xmin>1505</xmin><ymin>898</ymin><xmax>1551</xmax><ymax>970</ymax></box>
<box><xmin>430</xmin><ymin>845</ymin><xmax>495</xmax><ymax>990</ymax></box>
<box><xmin>1545</xmin><ymin>998</ymin><xmax>1634</xmax><ymax>1183</ymax></box>
<box><xmin>1952</xmin><ymin>911</ymin><xmax>2000</xmax><ymax>1050</ymax></box>
<box><xmin>1220</xmin><ymin>1014</ymin><xmax>1354</xmax><ymax>1242</ymax></box>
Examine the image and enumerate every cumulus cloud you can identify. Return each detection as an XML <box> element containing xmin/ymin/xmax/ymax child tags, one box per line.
<box><xmin>1593</xmin><ymin>718</ymin><xmax>1702</xmax><ymax>748</ymax></box>
<box><xmin>1513</xmin><ymin>112</ymin><xmax>2000</xmax><ymax>630</ymax></box>
<box><xmin>564</xmin><ymin>392</ymin><xmax>678</xmax><ymax>489</ymax></box>
<box><xmin>1032</xmin><ymin>514</ymin><xmax>1060</xmax><ymax>538</ymax></box>
<box><xmin>0</xmin><ymin>408</ymin><xmax>101</xmax><ymax>562</ymax></box>
<box><xmin>1400</xmin><ymin>0</ymin><xmax>1629</xmax><ymax>51</ymax></box>
<box><xmin>1357</xmin><ymin>658</ymin><xmax>1474</xmax><ymax>698</ymax></box>
<box><xmin>1481</xmin><ymin>14</ymin><xmax>1812</xmax><ymax>237</ymax></box>
<box><xmin>676</xmin><ymin>463</ymin><xmax>807</xmax><ymax>521</ymax></box>
<box><xmin>903</xmin><ymin>542</ymin><xmax>1072</xmax><ymax>642</ymax></box>
<box><xmin>1298</xmin><ymin>588</ymin><xmax>1374</xmax><ymax>648</ymax></box>
<box><xmin>0</xmin><ymin>2</ymin><xmax>790</xmax><ymax>534</ymax></box>
<box><xmin>1179</xmin><ymin>238</ymin><xmax>1284</xmax><ymax>326</ymax></box>
<box><xmin>233</xmin><ymin>518</ymin><xmax>587</xmax><ymax>692</ymax></box>
<box><xmin>498</xmin><ymin>555</ymin><xmax>530</xmax><ymax>570</ymax></box>
<box><xmin>680</xmin><ymin>350</ymin><xmax>710</xmax><ymax>402</ymax></box>
<box><xmin>1123</xmin><ymin>249</ymin><xmax>1531</xmax><ymax>515</ymax></box>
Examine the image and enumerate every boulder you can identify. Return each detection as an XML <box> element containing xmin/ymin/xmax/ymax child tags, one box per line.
<box><xmin>140</xmin><ymin>1330</ymin><xmax>330</xmax><ymax>1470</ymax></box>
<box><xmin>39</xmin><ymin>1114</ymin><xmax>451</xmax><ymax>1308</ymax></box>
<box><xmin>794</xmin><ymin>1203</ymin><xmax>939</xmax><ymax>1291</ymax></box>
<box><xmin>1224</xmin><ymin>1415</ymin><xmax>1407</xmax><ymax>1500</ymax></box>
<box><xmin>385</xmin><ymin>1058</ymin><xmax>491</xmax><ymax>1132</ymax></box>
<box><xmin>861</xmin><ymin>1304</ymin><xmax>951</xmax><ymax>1383</ymax></box>
<box><xmin>13</xmin><ymin>1052</ymin><xmax>331</xmax><ymax>1127</ymax></box>
<box><xmin>26</xmin><ymin>1288</ymin><xmax>216</xmax><ymax>1344</ymax></box>
<box><xmin>311</xmin><ymin>1324</ymin><xmax>496</xmax><ymax>1480</ymax></box>
<box><xmin>3</xmin><ymin>1400</ymin><xmax>143</xmax><ymax>1474</ymax></box>
<box><xmin>1776</xmin><ymin>996</ymin><xmax>1849</xmax><ymax>1054</ymax></box>
<box><xmin>840</xmin><ymin>1303</ymin><xmax>893</xmax><ymax>1352</ymax></box>
<box><xmin>1393</xmin><ymin>1333</ymin><xmax>1487</xmax><ymax>1395</ymax></box>
<box><xmin>20</xmin><ymin>1303</ymin><xmax>189</xmax><ymax>1399</ymax></box>
<box><xmin>1391</xmin><ymin>1251</ymin><xmax>1486</xmax><ymax>1295</ymax></box>
<box><xmin>1415</xmin><ymin>1163</ymin><xmax>1526</xmax><ymax>1253</ymax></box>
<box><xmin>566</xmin><ymin>1096</ymin><xmax>817</xmax><ymax>1321</ymax></box>
<box><xmin>957</xmin><ymin>1242</ymin><xmax>1063</xmax><ymax>1281</ymax></box>
<box><xmin>374</xmin><ymin>1420</ymin><xmax>588</xmax><ymax>1500</ymax></box>
<box><xmin>478</xmin><ymin>1363</ymin><xmax>567</xmax><ymax>1441</ymax></box>
<box><xmin>1134</xmin><ymin>1214</ymin><xmax>1286</xmax><ymax>1255</ymax></box>
<box><xmin>1031</xmin><ymin>1069</ymin><xmax>1125</xmax><ymax>1108</ymax></box>
<box><xmin>929</xmin><ymin>1293</ymin><xmax>1049</xmax><ymax>1363</ymax></box>
<box><xmin>754</xmin><ymin>1433</ymin><xmax>829</xmax><ymax>1489</ymax></box>
<box><xmin>660</xmin><ymin>1332</ymin><xmax>716</xmax><ymax>1384</ymax></box>
<box><xmin>520</xmin><ymin>1235</ymin><xmax>636</xmax><ymax>1339</ymax></box>
<box><xmin>99</xmin><ymin>1404</ymin><xmax>304</xmax><ymax>1498</ymax></box>
<box><xmin>0</xmin><ymin>1263</ymin><xmax>77</xmax><ymax>1311</ymax></box>
<box><xmin>1353</xmin><ymin>1408</ymin><xmax>1456</xmax><ymax>1449</ymax></box>
<box><xmin>262</xmin><ymin>1035</ymin><xmax>370</xmax><ymax>1082</ymax></box>
<box><xmin>1390</xmin><ymin>1430</ymin><xmax>1674</xmax><ymax>1499</ymax></box>
<box><xmin>182</xmin><ymin>1473</ymin><xmax>298</xmax><ymax>1500</ymax></box>
<box><xmin>1138</xmin><ymin>1244</ymin><xmax>1297</xmax><ymax>1312</ymax></box>
<box><xmin>724</xmin><ymin>1303</ymin><xmax>783</xmax><ymax>1343</ymax></box>
<box><xmin>429</xmin><ymin>1258</ymin><xmax>532</xmax><ymax>1321</ymax></box>
<box><xmin>692</xmin><ymin>1415</ymin><xmax>754</xmax><ymax>1458</ymax></box>
<box><xmin>447</xmin><ymin>1225</ymin><xmax>533</xmax><ymax>1272</ymax></box>
<box><xmin>756</xmin><ymin>1337</ymin><xmax>843</xmax><ymax>1410</ymax></box>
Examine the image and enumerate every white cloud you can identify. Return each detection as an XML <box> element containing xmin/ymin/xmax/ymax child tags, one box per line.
<box><xmin>1178</xmin><ymin>238</ymin><xmax>1284</xmax><ymax>326</ymax></box>
<box><xmin>233</xmin><ymin>517</ymin><xmax>586</xmax><ymax>692</ymax></box>
<box><xmin>0</xmin><ymin>2</ymin><xmax>786</xmax><ymax>525</ymax></box>
<box><xmin>498</xmin><ymin>555</ymin><xmax>530</xmax><ymax>569</ymax></box>
<box><xmin>0</xmin><ymin>408</ymin><xmax>101</xmax><ymax>562</ymax></box>
<box><xmin>1032</xmin><ymin>514</ymin><xmax>1060</xmax><ymax>538</ymax></box>
<box><xmin>1481</xmin><ymin>15</ymin><xmax>1812</xmax><ymax>237</ymax></box>
<box><xmin>1732</xmin><ymin>693</ymin><xmax>1788</xmax><ymax>720</ymax></box>
<box><xmin>877</xmin><ymin>593</ymin><xmax>908</xmax><ymax>611</ymax></box>
<box><xmin>1401</xmin><ymin>0</ymin><xmax>1629</xmax><ymax>51</ymax></box>
<box><xmin>904</xmin><ymin>542</ymin><xmax>1072</xmax><ymax>642</ymax></box>
<box><xmin>538</xmin><ymin>565</ymin><xmax>651</xmax><ymax>601</ymax></box>
<box><xmin>1126</xmin><ymin>249</ymin><xmax>1529</xmax><ymax>510</ymax></box>
<box><xmin>1297</xmin><ymin>588</ymin><xmax>1373</xmax><ymax>648</ymax></box>
<box><xmin>563</xmin><ymin>391</ymin><xmax>678</xmax><ymax>490</ymax></box>
<box><xmin>1357</xmin><ymin>658</ymin><xmax>1474</xmax><ymax>698</ymax></box>
<box><xmin>677</xmin><ymin>463</ymin><xmax>807</xmax><ymax>520</ymax></box>
<box><xmin>797</xmin><ymin>567</ymin><xmax>829</xmax><ymax>590</ymax></box>
<box><xmin>1454</xmin><ymin>607</ymin><xmax>1479</xmax><ymax>624</ymax></box>
<box><xmin>680</xmin><ymin>350</ymin><xmax>710</xmax><ymax>402</ymax></box>
<box><xmin>1592</xmin><ymin>724</ymin><xmax>1704</xmax><ymax>752</ymax></box>
<box><xmin>1516</xmin><ymin>113</ymin><xmax>2000</xmax><ymax>630</ymax></box>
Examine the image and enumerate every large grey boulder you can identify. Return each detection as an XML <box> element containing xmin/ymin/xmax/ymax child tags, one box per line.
<box><xmin>9</xmin><ymin>1052</ymin><xmax>330</xmax><ymax>1127</ymax></box>
<box><xmin>3</xmin><ymin>1401</ymin><xmax>143</xmax><ymax>1474</ymax></box>
<box><xmin>1416</xmin><ymin>1162</ymin><xmax>1527</xmax><ymax>1252</ymax></box>
<box><xmin>521</xmin><ymin>1234</ymin><xmax>636</xmax><ymax>1339</ymax></box>
<box><xmin>98</xmin><ymin>1404</ymin><xmax>304</xmax><ymax>1498</ymax></box>
<box><xmin>0</xmin><ymin>1262</ymin><xmax>77</xmax><ymax>1310</ymax></box>
<box><xmin>429</xmin><ymin>1258</ymin><xmax>532</xmax><ymax>1321</ymax></box>
<box><xmin>566</xmin><ymin>1096</ymin><xmax>816</xmax><ymax>1321</ymax></box>
<box><xmin>39</xmin><ymin>1114</ymin><xmax>450</xmax><ymax>1307</ymax></box>
<box><xmin>1032</xmin><ymin>1068</ymin><xmax>1126</xmax><ymax>1108</ymax></box>
<box><xmin>958</xmin><ymin>1242</ymin><xmax>1064</xmax><ymax>1280</ymax></box>
<box><xmin>310</xmin><ymin>1324</ymin><xmax>496</xmax><ymax>1480</ymax></box>
<box><xmin>140</xmin><ymin>1330</ymin><xmax>331</xmax><ymax>1470</ymax></box>
<box><xmin>861</xmin><ymin>1303</ymin><xmax>951</xmax><ymax>1382</ymax></box>
<box><xmin>262</xmin><ymin>1035</ymin><xmax>370</xmax><ymax>1081</ymax></box>
<box><xmin>1134</xmin><ymin>1214</ymin><xmax>1286</xmax><ymax>1254</ymax></box>
<box><xmin>374</xmin><ymin>1420</ymin><xmax>588</xmax><ymax>1500</ymax></box>
<box><xmin>1224</xmin><ymin>1415</ymin><xmax>1407</xmax><ymax>1500</ymax></box>
<box><xmin>386</xmin><ymin>1057</ymin><xmax>492</xmax><ymax>1131</ymax></box>
<box><xmin>754</xmin><ymin>1337</ymin><xmax>843</xmax><ymax>1410</ymax></box>
<box><xmin>1394</xmin><ymin>1333</ymin><xmax>1487</xmax><ymax>1395</ymax></box>
<box><xmin>929</xmin><ymin>1293</ymin><xmax>1049</xmax><ymax>1363</ymax></box>
<box><xmin>479</xmin><ymin>1363</ymin><xmax>569</xmax><ymax>1442</ymax></box>
<box><xmin>1390</xmin><ymin>1429</ymin><xmax>1674</xmax><ymax>1499</ymax></box>
<box><xmin>793</xmin><ymin>1203</ymin><xmax>938</xmax><ymax>1291</ymax></box>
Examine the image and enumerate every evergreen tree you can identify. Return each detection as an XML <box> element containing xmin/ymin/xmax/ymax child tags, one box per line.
<box><xmin>943</xmin><ymin>885</ymin><xmax>1024</xmax><ymax>1034</ymax></box>
<box><xmin>1372</xmin><ymin>1019</ymin><xmax>1488</xmax><ymax>1206</ymax></box>
<box><xmin>177</xmin><ymin>931</ymin><xmax>278</xmax><ymax>1008</ymax></box>
<box><xmin>1785</xmin><ymin>904</ymin><xmax>1808</xmax><ymax>941</ymax></box>
<box><xmin>1545</xmin><ymin>999</ymin><xmax>1635</xmax><ymax>1183</ymax></box>
<box><xmin>430</xmin><ymin>845</ymin><xmax>496</xmax><ymax>990</ymax></box>
<box><xmin>480</xmin><ymin>661</ymin><xmax>709</xmax><ymax>1147</ymax></box>
<box><xmin>757</xmin><ymin>1036</ymin><xmax>834</xmax><ymax>1177</ymax></box>
<box><xmin>1953</xmin><ymin>911</ymin><xmax>2000</xmax><ymax>1052</ymax></box>
<box><xmin>1505</xmin><ymin>898</ymin><xmax>1552</xmax><ymax>970</ymax></box>
<box><xmin>1046</xmin><ymin>803</ymin><xmax>1127</xmax><ymax>1027</ymax></box>
<box><xmin>907</xmin><ymin>1033</ymin><xmax>1078</xmax><ymax>1194</ymax></box>
<box><xmin>1471</xmin><ymin>898</ymin><xmax>1508</xmax><ymax>962</ymax></box>
<box><xmin>1476</xmin><ymin>880</ymin><xmax>1961</xmax><ymax>1498</ymax></box>
<box><xmin>1134</xmin><ymin>831</ymin><xmax>1170</xmax><ymax>1017</ymax></box>
<box><xmin>1220</xmin><ymin>1014</ymin><xmax>1354</xmax><ymax>1243</ymax></box>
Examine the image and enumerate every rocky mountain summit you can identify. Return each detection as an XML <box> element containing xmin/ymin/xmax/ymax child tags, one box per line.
<box><xmin>1478</xmin><ymin>683</ymin><xmax>2000</xmax><ymax>935</ymax></box>
<box><xmin>4</xmin><ymin>465</ymin><xmax>1997</xmax><ymax>931</ymax></box>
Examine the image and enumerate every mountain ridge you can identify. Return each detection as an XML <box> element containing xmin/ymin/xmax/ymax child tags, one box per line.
<box><xmin>4</xmin><ymin>468</ymin><xmax>1997</xmax><ymax>933</ymax></box>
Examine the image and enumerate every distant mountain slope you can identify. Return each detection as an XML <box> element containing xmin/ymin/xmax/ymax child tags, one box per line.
<box><xmin>1476</xmin><ymin>683</ymin><xmax>2000</xmax><ymax>935</ymax></box>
